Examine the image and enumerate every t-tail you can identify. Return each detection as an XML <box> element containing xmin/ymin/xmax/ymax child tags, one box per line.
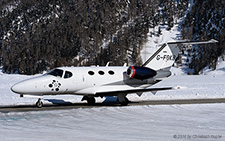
<box><xmin>142</xmin><ymin>39</ymin><xmax>218</xmax><ymax>71</ymax></box>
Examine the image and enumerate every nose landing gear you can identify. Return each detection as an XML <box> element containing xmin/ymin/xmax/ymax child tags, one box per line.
<box><xmin>81</xmin><ymin>96</ymin><xmax>96</xmax><ymax>105</ymax></box>
<box><xmin>36</xmin><ymin>98</ymin><xmax>43</xmax><ymax>108</ymax></box>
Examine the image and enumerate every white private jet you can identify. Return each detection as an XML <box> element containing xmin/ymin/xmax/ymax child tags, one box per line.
<box><xmin>11</xmin><ymin>39</ymin><xmax>218</xmax><ymax>107</ymax></box>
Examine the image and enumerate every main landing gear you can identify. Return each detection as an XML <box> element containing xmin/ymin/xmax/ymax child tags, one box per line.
<box><xmin>82</xmin><ymin>96</ymin><xmax>96</xmax><ymax>105</ymax></box>
<box><xmin>35</xmin><ymin>95</ymin><xmax>129</xmax><ymax>107</ymax></box>
<box><xmin>117</xmin><ymin>94</ymin><xmax>129</xmax><ymax>106</ymax></box>
<box><xmin>36</xmin><ymin>98</ymin><xmax>43</xmax><ymax>108</ymax></box>
<box><xmin>82</xmin><ymin>95</ymin><xmax>129</xmax><ymax>106</ymax></box>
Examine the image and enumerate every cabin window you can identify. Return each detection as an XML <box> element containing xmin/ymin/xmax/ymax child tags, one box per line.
<box><xmin>108</xmin><ymin>70</ymin><xmax>115</xmax><ymax>75</ymax></box>
<box><xmin>88</xmin><ymin>71</ymin><xmax>95</xmax><ymax>75</ymax></box>
<box><xmin>47</xmin><ymin>69</ymin><xmax>64</xmax><ymax>78</ymax></box>
<box><xmin>64</xmin><ymin>71</ymin><xmax>73</xmax><ymax>78</ymax></box>
<box><xmin>98</xmin><ymin>70</ymin><xmax>104</xmax><ymax>75</ymax></box>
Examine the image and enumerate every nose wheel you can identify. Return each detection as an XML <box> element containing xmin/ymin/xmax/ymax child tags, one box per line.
<box><xmin>81</xmin><ymin>96</ymin><xmax>96</xmax><ymax>105</ymax></box>
<box><xmin>36</xmin><ymin>98</ymin><xmax>43</xmax><ymax>108</ymax></box>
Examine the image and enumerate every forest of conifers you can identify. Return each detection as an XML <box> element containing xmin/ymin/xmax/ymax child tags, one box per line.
<box><xmin>0</xmin><ymin>0</ymin><xmax>224</xmax><ymax>75</ymax></box>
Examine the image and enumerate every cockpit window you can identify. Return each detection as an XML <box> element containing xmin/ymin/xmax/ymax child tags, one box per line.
<box><xmin>47</xmin><ymin>69</ymin><xmax>64</xmax><ymax>78</ymax></box>
<box><xmin>64</xmin><ymin>71</ymin><xmax>73</xmax><ymax>78</ymax></box>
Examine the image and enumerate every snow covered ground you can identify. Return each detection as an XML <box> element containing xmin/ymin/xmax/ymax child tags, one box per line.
<box><xmin>1</xmin><ymin>70</ymin><xmax>225</xmax><ymax>140</ymax></box>
<box><xmin>0</xmin><ymin>104</ymin><xmax>224</xmax><ymax>141</ymax></box>
<box><xmin>140</xmin><ymin>21</ymin><xmax>183</xmax><ymax>64</ymax></box>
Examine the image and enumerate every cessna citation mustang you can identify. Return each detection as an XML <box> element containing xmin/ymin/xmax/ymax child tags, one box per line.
<box><xmin>11</xmin><ymin>39</ymin><xmax>218</xmax><ymax>108</ymax></box>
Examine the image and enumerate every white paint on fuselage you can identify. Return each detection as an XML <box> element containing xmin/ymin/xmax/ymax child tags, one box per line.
<box><xmin>11</xmin><ymin>66</ymin><xmax>170</xmax><ymax>97</ymax></box>
<box><xmin>11</xmin><ymin>66</ymin><xmax>155</xmax><ymax>96</ymax></box>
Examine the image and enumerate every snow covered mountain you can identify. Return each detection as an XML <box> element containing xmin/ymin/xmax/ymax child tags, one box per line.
<box><xmin>181</xmin><ymin>0</ymin><xmax>225</xmax><ymax>74</ymax></box>
<box><xmin>0</xmin><ymin>0</ymin><xmax>224</xmax><ymax>75</ymax></box>
<box><xmin>141</xmin><ymin>0</ymin><xmax>224</xmax><ymax>75</ymax></box>
<box><xmin>1</xmin><ymin>0</ymin><xmax>190</xmax><ymax>74</ymax></box>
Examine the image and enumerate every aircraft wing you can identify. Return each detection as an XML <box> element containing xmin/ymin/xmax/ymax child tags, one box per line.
<box><xmin>95</xmin><ymin>87</ymin><xmax>174</xmax><ymax>96</ymax></box>
<box><xmin>75</xmin><ymin>85</ymin><xmax>179</xmax><ymax>96</ymax></box>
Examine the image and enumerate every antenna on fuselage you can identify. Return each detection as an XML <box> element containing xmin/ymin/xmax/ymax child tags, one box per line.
<box><xmin>106</xmin><ymin>62</ymin><xmax>112</xmax><ymax>67</ymax></box>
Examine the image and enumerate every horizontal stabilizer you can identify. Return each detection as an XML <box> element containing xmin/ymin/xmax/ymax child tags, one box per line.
<box><xmin>167</xmin><ymin>39</ymin><xmax>218</xmax><ymax>45</ymax></box>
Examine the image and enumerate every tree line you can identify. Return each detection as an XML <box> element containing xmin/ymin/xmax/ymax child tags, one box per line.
<box><xmin>181</xmin><ymin>0</ymin><xmax>225</xmax><ymax>74</ymax></box>
<box><xmin>1</xmin><ymin>0</ymin><xmax>188</xmax><ymax>74</ymax></box>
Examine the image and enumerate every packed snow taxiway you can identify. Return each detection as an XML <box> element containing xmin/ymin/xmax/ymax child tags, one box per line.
<box><xmin>1</xmin><ymin>98</ymin><xmax>225</xmax><ymax>113</ymax></box>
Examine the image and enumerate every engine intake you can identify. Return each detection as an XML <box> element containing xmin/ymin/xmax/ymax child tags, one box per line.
<box><xmin>127</xmin><ymin>66</ymin><xmax>157</xmax><ymax>80</ymax></box>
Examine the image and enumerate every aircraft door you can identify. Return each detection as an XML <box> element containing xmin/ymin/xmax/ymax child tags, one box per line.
<box><xmin>61</xmin><ymin>70</ymin><xmax>75</xmax><ymax>93</ymax></box>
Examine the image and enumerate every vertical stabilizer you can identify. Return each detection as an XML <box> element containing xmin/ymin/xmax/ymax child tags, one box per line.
<box><xmin>142</xmin><ymin>39</ymin><xmax>218</xmax><ymax>71</ymax></box>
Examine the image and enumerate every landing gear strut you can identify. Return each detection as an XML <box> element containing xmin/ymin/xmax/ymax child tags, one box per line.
<box><xmin>82</xmin><ymin>96</ymin><xmax>96</xmax><ymax>105</ymax></box>
<box><xmin>117</xmin><ymin>94</ymin><xmax>129</xmax><ymax>106</ymax></box>
<box><xmin>36</xmin><ymin>98</ymin><xmax>43</xmax><ymax>108</ymax></box>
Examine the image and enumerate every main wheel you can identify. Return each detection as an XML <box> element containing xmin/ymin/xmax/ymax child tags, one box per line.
<box><xmin>87</xmin><ymin>97</ymin><xmax>96</xmax><ymax>105</ymax></box>
<box><xmin>120</xmin><ymin>99</ymin><xmax>129</xmax><ymax>106</ymax></box>
<box><xmin>117</xmin><ymin>95</ymin><xmax>129</xmax><ymax>106</ymax></box>
<box><xmin>36</xmin><ymin>99</ymin><xmax>43</xmax><ymax>108</ymax></box>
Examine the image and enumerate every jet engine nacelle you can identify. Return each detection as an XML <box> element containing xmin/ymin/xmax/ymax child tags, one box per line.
<box><xmin>127</xmin><ymin>66</ymin><xmax>157</xmax><ymax>80</ymax></box>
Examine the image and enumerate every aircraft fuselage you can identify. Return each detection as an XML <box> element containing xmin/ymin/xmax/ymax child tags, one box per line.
<box><xmin>11</xmin><ymin>66</ymin><xmax>167</xmax><ymax>96</ymax></box>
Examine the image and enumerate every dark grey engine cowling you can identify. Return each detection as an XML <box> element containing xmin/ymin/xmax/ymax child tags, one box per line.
<box><xmin>127</xmin><ymin>66</ymin><xmax>157</xmax><ymax>80</ymax></box>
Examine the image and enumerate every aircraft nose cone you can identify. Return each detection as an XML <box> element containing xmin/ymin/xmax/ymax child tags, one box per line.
<box><xmin>11</xmin><ymin>75</ymin><xmax>53</xmax><ymax>95</ymax></box>
<box><xmin>11</xmin><ymin>82</ymin><xmax>24</xmax><ymax>94</ymax></box>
